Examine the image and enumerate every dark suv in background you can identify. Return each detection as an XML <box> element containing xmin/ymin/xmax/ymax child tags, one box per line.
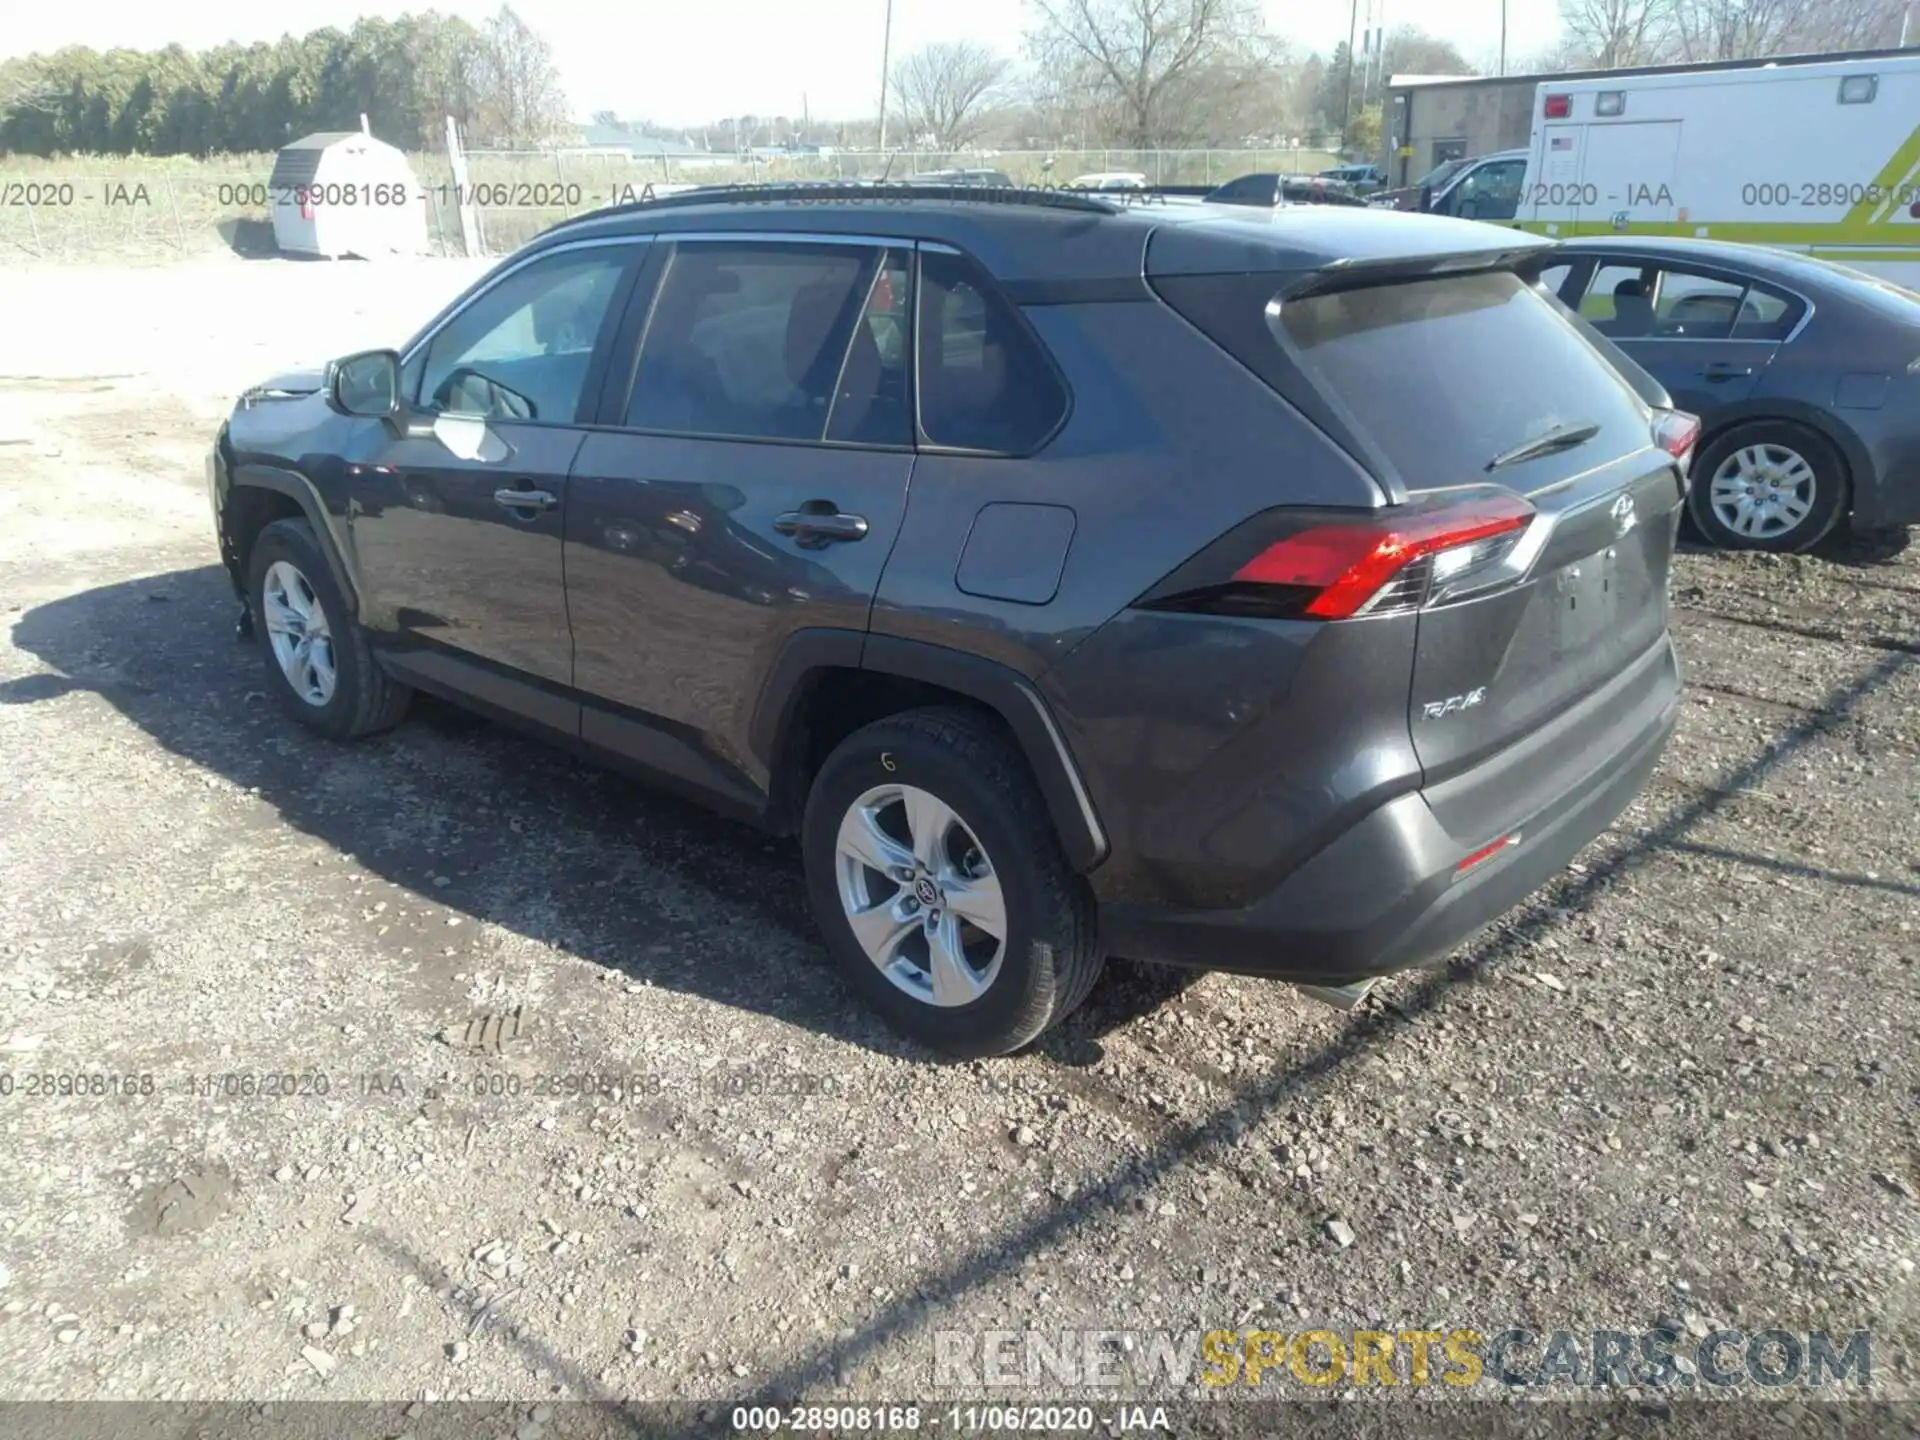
<box><xmin>210</xmin><ymin>183</ymin><xmax>1692</xmax><ymax>1056</ymax></box>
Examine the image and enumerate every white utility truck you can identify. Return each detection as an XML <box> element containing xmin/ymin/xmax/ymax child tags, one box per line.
<box><xmin>1515</xmin><ymin>53</ymin><xmax>1920</xmax><ymax>288</ymax></box>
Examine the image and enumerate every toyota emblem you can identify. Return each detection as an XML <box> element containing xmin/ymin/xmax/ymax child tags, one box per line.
<box><xmin>1610</xmin><ymin>493</ymin><xmax>1637</xmax><ymax>537</ymax></box>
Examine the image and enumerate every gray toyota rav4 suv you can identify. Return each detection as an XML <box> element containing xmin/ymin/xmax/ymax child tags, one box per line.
<box><xmin>209</xmin><ymin>184</ymin><xmax>1693</xmax><ymax>1056</ymax></box>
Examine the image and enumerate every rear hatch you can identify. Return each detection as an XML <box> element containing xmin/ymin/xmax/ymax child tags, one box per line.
<box><xmin>1148</xmin><ymin>240</ymin><xmax>1689</xmax><ymax>817</ymax></box>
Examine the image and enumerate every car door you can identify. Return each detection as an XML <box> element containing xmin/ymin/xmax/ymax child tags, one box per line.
<box><xmin>346</xmin><ymin>237</ymin><xmax>647</xmax><ymax>723</ymax></box>
<box><xmin>564</xmin><ymin>235</ymin><xmax>916</xmax><ymax>800</ymax></box>
<box><xmin>1572</xmin><ymin>257</ymin><xmax>1796</xmax><ymax>416</ymax></box>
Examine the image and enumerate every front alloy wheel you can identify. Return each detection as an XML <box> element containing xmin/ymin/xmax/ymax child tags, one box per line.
<box><xmin>261</xmin><ymin>560</ymin><xmax>337</xmax><ymax>707</ymax></box>
<box><xmin>835</xmin><ymin>783</ymin><xmax>1009</xmax><ymax>1007</ymax></box>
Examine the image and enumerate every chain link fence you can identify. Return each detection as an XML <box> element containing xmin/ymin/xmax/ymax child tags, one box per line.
<box><xmin>0</xmin><ymin>148</ymin><xmax>1347</xmax><ymax>261</ymax></box>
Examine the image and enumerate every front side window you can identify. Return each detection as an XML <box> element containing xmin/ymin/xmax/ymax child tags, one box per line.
<box><xmin>418</xmin><ymin>245</ymin><xmax>633</xmax><ymax>422</ymax></box>
<box><xmin>916</xmin><ymin>250</ymin><xmax>1068</xmax><ymax>453</ymax></box>
<box><xmin>625</xmin><ymin>241</ymin><xmax>894</xmax><ymax>443</ymax></box>
<box><xmin>1452</xmin><ymin>160</ymin><xmax>1524</xmax><ymax>219</ymax></box>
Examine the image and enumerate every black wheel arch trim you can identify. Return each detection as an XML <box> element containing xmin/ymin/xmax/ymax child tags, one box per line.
<box><xmin>750</xmin><ymin>629</ymin><xmax>1110</xmax><ymax>873</ymax></box>
<box><xmin>228</xmin><ymin>463</ymin><xmax>363</xmax><ymax>616</ymax></box>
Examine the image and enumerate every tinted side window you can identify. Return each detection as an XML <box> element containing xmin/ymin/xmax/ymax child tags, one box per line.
<box><xmin>826</xmin><ymin>248</ymin><xmax>913</xmax><ymax>447</ymax></box>
<box><xmin>418</xmin><ymin>245</ymin><xmax>632</xmax><ymax>422</ymax></box>
<box><xmin>626</xmin><ymin>242</ymin><xmax>878</xmax><ymax>442</ymax></box>
<box><xmin>917</xmin><ymin>250</ymin><xmax>1067</xmax><ymax>453</ymax></box>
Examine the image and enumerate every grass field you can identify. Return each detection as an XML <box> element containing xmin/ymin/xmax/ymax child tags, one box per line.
<box><xmin>0</xmin><ymin>147</ymin><xmax>1344</xmax><ymax>261</ymax></box>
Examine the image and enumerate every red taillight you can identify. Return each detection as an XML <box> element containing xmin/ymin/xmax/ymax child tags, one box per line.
<box><xmin>1543</xmin><ymin>94</ymin><xmax>1571</xmax><ymax>118</ymax></box>
<box><xmin>1232</xmin><ymin>494</ymin><xmax>1535</xmax><ymax>619</ymax></box>
<box><xmin>1653</xmin><ymin>409</ymin><xmax>1700</xmax><ymax>467</ymax></box>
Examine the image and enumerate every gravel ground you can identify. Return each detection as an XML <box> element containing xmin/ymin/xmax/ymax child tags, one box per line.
<box><xmin>0</xmin><ymin>257</ymin><xmax>1914</xmax><ymax>1435</ymax></box>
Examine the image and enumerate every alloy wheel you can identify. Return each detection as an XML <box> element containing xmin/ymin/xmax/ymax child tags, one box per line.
<box><xmin>262</xmin><ymin>560</ymin><xmax>338</xmax><ymax>707</ymax></box>
<box><xmin>1707</xmin><ymin>443</ymin><xmax>1817</xmax><ymax>541</ymax></box>
<box><xmin>833</xmin><ymin>783</ymin><xmax>1008</xmax><ymax>1007</ymax></box>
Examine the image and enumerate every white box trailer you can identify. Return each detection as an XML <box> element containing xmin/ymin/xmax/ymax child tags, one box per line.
<box><xmin>1516</xmin><ymin>54</ymin><xmax>1920</xmax><ymax>289</ymax></box>
<box><xmin>269</xmin><ymin>132</ymin><xmax>431</xmax><ymax>260</ymax></box>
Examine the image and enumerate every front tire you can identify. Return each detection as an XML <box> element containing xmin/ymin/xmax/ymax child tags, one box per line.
<box><xmin>801</xmin><ymin>708</ymin><xmax>1104</xmax><ymax>1058</ymax></box>
<box><xmin>1688</xmin><ymin>422</ymin><xmax>1847</xmax><ymax>553</ymax></box>
<box><xmin>248</xmin><ymin>517</ymin><xmax>410</xmax><ymax>740</ymax></box>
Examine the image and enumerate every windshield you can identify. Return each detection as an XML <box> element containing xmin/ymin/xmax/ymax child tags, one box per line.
<box><xmin>1417</xmin><ymin>159</ymin><xmax>1466</xmax><ymax>189</ymax></box>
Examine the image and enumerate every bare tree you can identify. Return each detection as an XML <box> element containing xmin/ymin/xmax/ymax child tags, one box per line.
<box><xmin>473</xmin><ymin>4</ymin><xmax>568</xmax><ymax>146</ymax></box>
<box><xmin>1557</xmin><ymin>0</ymin><xmax>1675</xmax><ymax>66</ymax></box>
<box><xmin>890</xmin><ymin>41</ymin><xmax>1010</xmax><ymax>149</ymax></box>
<box><xmin>1024</xmin><ymin>0</ymin><xmax>1277</xmax><ymax>148</ymax></box>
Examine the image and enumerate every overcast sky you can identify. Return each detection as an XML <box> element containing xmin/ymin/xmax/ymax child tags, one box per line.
<box><xmin>2</xmin><ymin>0</ymin><xmax>1566</xmax><ymax>128</ymax></box>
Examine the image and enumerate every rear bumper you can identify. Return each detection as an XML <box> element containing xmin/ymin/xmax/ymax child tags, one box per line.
<box><xmin>1097</xmin><ymin>634</ymin><xmax>1681</xmax><ymax>984</ymax></box>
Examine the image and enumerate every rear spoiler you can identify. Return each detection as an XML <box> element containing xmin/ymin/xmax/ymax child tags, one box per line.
<box><xmin>1278</xmin><ymin>245</ymin><xmax>1554</xmax><ymax>300</ymax></box>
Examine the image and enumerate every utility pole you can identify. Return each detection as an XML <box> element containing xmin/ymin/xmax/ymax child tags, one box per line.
<box><xmin>877</xmin><ymin>0</ymin><xmax>895</xmax><ymax>153</ymax></box>
<box><xmin>1500</xmin><ymin>0</ymin><xmax>1509</xmax><ymax>76</ymax></box>
<box><xmin>1340</xmin><ymin>0</ymin><xmax>1359</xmax><ymax>154</ymax></box>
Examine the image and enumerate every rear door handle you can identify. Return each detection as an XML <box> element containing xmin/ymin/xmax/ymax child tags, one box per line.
<box><xmin>494</xmin><ymin>486</ymin><xmax>558</xmax><ymax>513</ymax></box>
<box><xmin>774</xmin><ymin>508</ymin><xmax>870</xmax><ymax>546</ymax></box>
<box><xmin>1704</xmin><ymin>363</ymin><xmax>1754</xmax><ymax>381</ymax></box>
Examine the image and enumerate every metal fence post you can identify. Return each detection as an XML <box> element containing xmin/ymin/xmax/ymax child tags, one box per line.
<box><xmin>166</xmin><ymin>174</ymin><xmax>186</xmax><ymax>252</ymax></box>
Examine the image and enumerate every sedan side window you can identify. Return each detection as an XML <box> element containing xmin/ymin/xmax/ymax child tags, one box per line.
<box><xmin>1584</xmin><ymin>263</ymin><xmax>1657</xmax><ymax>337</ymax></box>
<box><xmin>417</xmin><ymin>246</ymin><xmax>633</xmax><ymax>423</ymax></box>
<box><xmin>1648</xmin><ymin>268</ymin><xmax>1748</xmax><ymax>339</ymax></box>
<box><xmin>1730</xmin><ymin>285</ymin><xmax>1802</xmax><ymax>342</ymax></box>
<box><xmin>625</xmin><ymin>241</ymin><xmax>893</xmax><ymax>443</ymax></box>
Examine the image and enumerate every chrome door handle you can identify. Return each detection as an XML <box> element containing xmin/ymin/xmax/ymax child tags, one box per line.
<box><xmin>774</xmin><ymin>509</ymin><xmax>870</xmax><ymax>546</ymax></box>
<box><xmin>494</xmin><ymin>487</ymin><xmax>557</xmax><ymax>513</ymax></box>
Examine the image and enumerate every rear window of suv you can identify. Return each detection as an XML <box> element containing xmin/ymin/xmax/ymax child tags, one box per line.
<box><xmin>1158</xmin><ymin>268</ymin><xmax>1652</xmax><ymax>488</ymax></box>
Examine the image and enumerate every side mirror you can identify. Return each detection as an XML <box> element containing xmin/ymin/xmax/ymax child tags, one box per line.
<box><xmin>330</xmin><ymin>349</ymin><xmax>436</xmax><ymax>439</ymax></box>
<box><xmin>329</xmin><ymin>349</ymin><xmax>402</xmax><ymax>418</ymax></box>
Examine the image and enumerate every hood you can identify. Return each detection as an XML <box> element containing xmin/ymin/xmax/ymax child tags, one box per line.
<box><xmin>239</xmin><ymin>367</ymin><xmax>329</xmax><ymax>405</ymax></box>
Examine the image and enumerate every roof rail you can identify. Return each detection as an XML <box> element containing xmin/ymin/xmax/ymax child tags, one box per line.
<box><xmin>544</xmin><ymin>179</ymin><xmax>1125</xmax><ymax>234</ymax></box>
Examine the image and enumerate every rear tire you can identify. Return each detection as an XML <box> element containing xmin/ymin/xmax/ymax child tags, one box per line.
<box><xmin>801</xmin><ymin>707</ymin><xmax>1104</xmax><ymax>1057</ymax></box>
<box><xmin>248</xmin><ymin>517</ymin><xmax>410</xmax><ymax>740</ymax></box>
<box><xmin>1688</xmin><ymin>422</ymin><xmax>1847</xmax><ymax>553</ymax></box>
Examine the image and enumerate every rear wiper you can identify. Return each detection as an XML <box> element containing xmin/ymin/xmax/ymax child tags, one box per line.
<box><xmin>1485</xmin><ymin>421</ymin><xmax>1601</xmax><ymax>472</ymax></box>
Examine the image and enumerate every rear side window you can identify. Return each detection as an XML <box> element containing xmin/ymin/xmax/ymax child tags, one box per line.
<box><xmin>1273</xmin><ymin>272</ymin><xmax>1650</xmax><ymax>485</ymax></box>
<box><xmin>917</xmin><ymin>250</ymin><xmax>1068</xmax><ymax>453</ymax></box>
<box><xmin>626</xmin><ymin>241</ymin><xmax>880</xmax><ymax>443</ymax></box>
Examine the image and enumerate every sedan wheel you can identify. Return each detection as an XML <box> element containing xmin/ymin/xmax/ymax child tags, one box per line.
<box><xmin>1706</xmin><ymin>443</ymin><xmax>1816</xmax><ymax>543</ymax></box>
<box><xmin>261</xmin><ymin>559</ymin><xmax>337</xmax><ymax>707</ymax></box>
<box><xmin>834</xmin><ymin>782</ymin><xmax>1008</xmax><ymax>1008</ymax></box>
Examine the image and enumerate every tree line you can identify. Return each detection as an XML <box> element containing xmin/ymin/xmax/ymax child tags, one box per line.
<box><xmin>0</xmin><ymin>6</ymin><xmax>570</xmax><ymax>156</ymax></box>
<box><xmin>1553</xmin><ymin>0</ymin><xmax>1908</xmax><ymax>70</ymax></box>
